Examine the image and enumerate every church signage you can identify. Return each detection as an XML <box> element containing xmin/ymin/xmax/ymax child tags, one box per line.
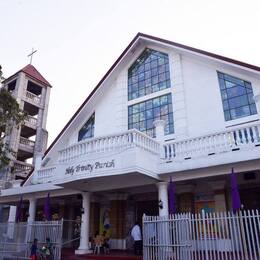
<box><xmin>65</xmin><ymin>159</ymin><xmax>115</xmax><ymax>176</ymax></box>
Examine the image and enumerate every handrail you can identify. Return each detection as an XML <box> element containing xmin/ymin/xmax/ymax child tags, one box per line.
<box><xmin>19</xmin><ymin>137</ymin><xmax>35</xmax><ymax>147</ymax></box>
<box><xmin>163</xmin><ymin>122</ymin><xmax>260</xmax><ymax>160</ymax></box>
<box><xmin>25</xmin><ymin>90</ymin><xmax>40</xmax><ymax>104</ymax></box>
<box><xmin>58</xmin><ymin>129</ymin><xmax>160</xmax><ymax>163</ymax></box>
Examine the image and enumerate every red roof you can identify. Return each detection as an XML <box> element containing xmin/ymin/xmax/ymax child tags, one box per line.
<box><xmin>21</xmin><ymin>64</ymin><xmax>51</xmax><ymax>87</ymax></box>
<box><xmin>4</xmin><ymin>64</ymin><xmax>52</xmax><ymax>87</ymax></box>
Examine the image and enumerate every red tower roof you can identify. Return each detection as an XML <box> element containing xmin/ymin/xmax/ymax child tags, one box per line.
<box><xmin>21</xmin><ymin>64</ymin><xmax>52</xmax><ymax>87</ymax></box>
<box><xmin>4</xmin><ymin>64</ymin><xmax>52</xmax><ymax>87</ymax></box>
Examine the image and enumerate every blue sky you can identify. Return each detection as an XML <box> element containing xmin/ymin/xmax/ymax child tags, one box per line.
<box><xmin>1</xmin><ymin>0</ymin><xmax>259</xmax><ymax>144</ymax></box>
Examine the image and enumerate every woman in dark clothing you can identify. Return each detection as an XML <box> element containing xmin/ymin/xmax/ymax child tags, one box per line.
<box><xmin>30</xmin><ymin>238</ymin><xmax>38</xmax><ymax>260</ymax></box>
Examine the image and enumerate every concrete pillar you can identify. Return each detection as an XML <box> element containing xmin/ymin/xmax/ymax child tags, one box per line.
<box><xmin>154</xmin><ymin>120</ymin><xmax>166</xmax><ymax>159</ymax></box>
<box><xmin>42</xmin><ymin>87</ymin><xmax>51</xmax><ymax>129</ymax></box>
<box><xmin>156</xmin><ymin>182</ymin><xmax>169</xmax><ymax>216</ymax></box>
<box><xmin>7</xmin><ymin>206</ymin><xmax>16</xmax><ymax>239</ymax></box>
<box><xmin>75</xmin><ymin>192</ymin><xmax>92</xmax><ymax>255</ymax></box>
<box><xmin>253</xmin><ymin>94</ymin><xmax>260</xmax><ymax>116</ymax></box>
<box><xmin>154</xmin><ymin>119</ymin><xmax>165</xmax><ymax>142</ymax></box>
<box><xmin>28</xmin><ymin>198</ymin><xmax>37</xmax><ymax>222</ymax></box>
<box><xmin>34</xmin><ymin>152</ymin><xmax>43</xmax><ymax>171</ymax></box>
<box><xmin>210</xmin><ymin>181</ymin><xmax>227</xmax><ymax>212</ymax></box>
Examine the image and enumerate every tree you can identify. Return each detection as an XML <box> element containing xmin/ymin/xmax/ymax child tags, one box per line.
<box><xmin>0</xmin><ymin>67</ymin><xmax>27</xmax><ymax>170</ymax></box>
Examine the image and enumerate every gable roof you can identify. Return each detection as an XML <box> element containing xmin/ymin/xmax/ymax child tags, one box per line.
<box><xmin>43</xmin><ymin>32</ymin><xmax>260</xmax><ymax>158</ymax></box>
<box><xmin>4</xmin><ymin>64</ymin><xmax>52</xmax><ymax>87</ymax></box>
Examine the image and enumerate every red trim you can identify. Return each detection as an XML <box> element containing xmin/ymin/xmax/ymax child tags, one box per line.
<box><xmin>43</xmin><ymin>33</ymin><xmax>140</xmax><ymax>157</ymax></box>
<box><xmin>22</xmin><ymin>33</ymin><xmax>260</xmax><ymax>185</ymax></box>
<box><xmin>138</xmin><ymin>33</ymin><xmax>260</xmax><ymax>72</ymax></box>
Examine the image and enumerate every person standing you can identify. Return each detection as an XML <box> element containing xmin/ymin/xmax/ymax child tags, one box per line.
<box><xmin>131</xmin><ymin>222</ymin><xmax>142</xmax><ymax>255</ymax></box>
<box><xmin>30</xmin><ymin>238</ymin><xmax>38</xmax><ymax>260</ymax></box>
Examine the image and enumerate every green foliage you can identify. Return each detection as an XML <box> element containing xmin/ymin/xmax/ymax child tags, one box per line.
<box><xmin>0</xmin><ymin>88</ymin><xmax>28</xmax><ymax>169</ymax></box>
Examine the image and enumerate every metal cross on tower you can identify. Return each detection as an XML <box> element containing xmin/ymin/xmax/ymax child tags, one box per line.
<box><xmin>28</xmin><ymin>48</ymin><xmax>37</xmax><ymax>64</ymax></box>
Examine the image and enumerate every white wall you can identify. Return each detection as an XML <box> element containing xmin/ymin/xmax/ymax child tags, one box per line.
<box><xmin>183</xmin><ymin>56</ymin><xmax>260</xmax><ymax>137</ymax></box>
<box><xmin>44</xmin><ymin>42</ymin><xmax>260</xmax><ymax>167</ymax></box>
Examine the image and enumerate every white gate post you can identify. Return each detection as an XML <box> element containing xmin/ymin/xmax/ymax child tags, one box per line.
<box><xmin>75</xmin><ymin>192</ymin><xmax>92</xmax><ymax>255</ymax></box>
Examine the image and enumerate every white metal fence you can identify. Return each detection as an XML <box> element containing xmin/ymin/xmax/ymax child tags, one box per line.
<box><xmin>143</xmin><ymin>210</ymin><xmax>260</xmax><ymax>260</ymax></box>
<box><xmin>0</xmin><ymin>220</ymin><xmax>63</xmax><ymax>260</ymax></box>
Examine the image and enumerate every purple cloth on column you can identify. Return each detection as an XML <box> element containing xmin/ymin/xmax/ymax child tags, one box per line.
<box><xmin>44</xmin><ymin>193</ymin><xmax>51</xmax><ymax>221</ymax></box>
<box><xmin>231</xmin><ymin>167</ymin><xmax>241</xmax><ymax>212</ymax></box>
<box><xmin>168</xmin><ymin>177</ymin><xmax>176</xmax><ymax>214</ymax></box>
<box><xmin>15</xmin><ymin>196</ymin><xmax>23</xmax><ymax>222</ymax></box>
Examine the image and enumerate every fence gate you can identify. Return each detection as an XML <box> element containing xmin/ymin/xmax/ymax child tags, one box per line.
<box><xmin>143</xmin><ymin>210</ymin><xmax>260</xmax><ymax>260</ymax></box>
<box><xmin>0</xmin><ymin>220</ymin><xmax>63</xmax><ymax>260</ymax></box>
<box><xmin>143</xmin><ymin>214</ymin><xmax>192</xmax><ymax>260</ymax></box>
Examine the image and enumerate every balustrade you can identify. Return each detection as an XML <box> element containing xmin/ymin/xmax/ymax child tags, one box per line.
<box><xmin>19</xmin><ymin>137</ymin><xmax>35</xmax><ymax>147</ymax></box>
<box><xmin>58</xmin><ymin>129</ymin><xmax>160</xmax><ymax>163</ymax></box>
<box><xmin>24</xmin><ymin>115</ymin><xmax>37</xmax><ymax>127</ymax></box>
<box><xmin>164</xmin><ymin>122</ymin><xmax>260</xmax><ymax>161</ymax></box>
<box><xmin>36</xmin><ymin>167</ymin><xmax>56</xmax><ymax>182</ymax></box>
<box><xmin>13</xmin><ymin>161</ymin><xmax>33</xmax><ymax>173</ymax></box>
<box><xmin>25</xmin><ymin>91</ymin><xmax>41</xmax><ymax>105</ymax></box>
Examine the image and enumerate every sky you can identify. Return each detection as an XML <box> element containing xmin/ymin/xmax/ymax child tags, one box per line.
<box><xmin>1</xmin><ymin>0</ymin><xmax>260</xmax><ymax>145</ymax></box>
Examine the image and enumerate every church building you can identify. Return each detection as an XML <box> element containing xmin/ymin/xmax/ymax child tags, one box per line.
<box><xmin>1</xmin><ymin>33</ymin><xmax>260</xmax><ymax>255</ymax></box>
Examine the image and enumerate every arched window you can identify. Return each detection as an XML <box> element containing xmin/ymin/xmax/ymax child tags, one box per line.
<box><xmin>78</xmin><ymin>114</ymin><xmax>95</xmax><ymax>141</ymax></box>
<box><xmin>128</xmin><ymin>48</ymin><xmax>171</xmax><ymax>100</ymax></box>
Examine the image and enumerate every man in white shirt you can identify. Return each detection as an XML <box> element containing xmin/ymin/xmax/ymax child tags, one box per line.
<box><xmin>131</xmin><ymin>222</ymin><xmax>142</xmax><ymax>255</ymax></box>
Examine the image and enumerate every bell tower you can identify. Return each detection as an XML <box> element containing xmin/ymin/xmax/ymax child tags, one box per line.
<box><xmin>2</xmin><ymin>64</ymin><xmax>51</xmax><ymax>183</ymax></box>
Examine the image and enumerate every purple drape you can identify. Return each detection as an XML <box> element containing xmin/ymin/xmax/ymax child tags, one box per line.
<box><xmin>230</xmin><ymin>167</ymin><xmax>241</xmax><ymax>212</ymax></box>
<box><xmin>44</xmin><ymin>193</ymin><xmax>51</xmax><ymax>221</ymax></box>
<box><xmin>168</xmin><ymin>177</ymin><xmax>176</xmax><ymax>214</ymax></box>
<box><xmin>15</xmin><ymin>196</ymin><xmax>23</xmax><ymax>222</ymax></box>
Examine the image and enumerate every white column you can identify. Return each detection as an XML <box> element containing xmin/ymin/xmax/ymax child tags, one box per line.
<box><xmin>154</xmin><ymin>120</ymin><xmax>166</xmax><ymax>159</ymax></box>
<box><xmin>28</xmin><ymin>198</ymin><xmax>37</xmax><ymax>222</ymax></box>
<box><xmin>7</xmin><ymin>206</ymin><xmax>16</xmax><ymax>239</ymax></box>
<box><xmin>75</xmin><ymin>192</ymin><xmax>92</xmax><ymax>255</ymax></box>
<box><xmin>254</xmin><ymin>94</ymin><xmax>260</xmax><ymax>118</ymax></box>
<box><xmin>26</xmin><ymin>198</ymin><xmax>37</xmax><ymax>243</ymax></box>
<box><xmin>156</xmin><ymin>182</ymin><xmax>169</xmax><ymax>216</ymax></box>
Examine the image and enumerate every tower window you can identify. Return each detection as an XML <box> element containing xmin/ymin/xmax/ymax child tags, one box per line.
<box><xmin>128</xmin><ymin>48</ymin><xmax>171</xmax><ymax>100</ymax></box>
<box><xmin>78</xmin><ymin>114</ymin><xmax>95</xmax><ymax>141</ymax></box>
<box><xmin>217</xmin><ymin>72</ymin><xmax>257</xmax><ymax>121</ymax></box>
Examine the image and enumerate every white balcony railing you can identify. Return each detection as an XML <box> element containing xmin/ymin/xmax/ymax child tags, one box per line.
<box><xmin>163</xmin><ymin>122</ymin><xmax>260</xmax><ymax>161</ymax></box>
<box><xmin>58</xmin><ymin>129</ymin><xmax>160</xmax><ymax>163</ymax></box>
<box><xmin>36</xmin><ymin>167</ymin><xmax>56</xmax><ymax>183</ymax></box>
<box><xmin>24</xmin><ymin>115</ymin><xmax>37</xmax><ymax>128</ymax></box>
<box><xmin>13</xmin><ymin>161</ymin><xmax>33</xmax><ymax>173</ymax></box>
<box><xmin>25</xmin><ymin>91</ymin><xmax>41</xmax><ymax>105</ymax></box>
<box><xmin>19</xmin><ymin>137</ymin><xmax>35</xmax><ymax>147</ymax></box>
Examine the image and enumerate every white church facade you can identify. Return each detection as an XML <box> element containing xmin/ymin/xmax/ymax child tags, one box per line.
<box><xmin>1</xmin><ymin>33</ymin><xmax>260</xmax><ymax>254</ymax></box>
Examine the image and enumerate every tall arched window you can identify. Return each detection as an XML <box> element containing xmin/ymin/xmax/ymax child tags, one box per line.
<box><xmin>78</xmin><ymin>114</ymin><xmax>95</xmax><ymax>141</ymax></box>
<box><xmin>128</xmin><ymin>48</ymin><xmax>171</xmax><ymax>100</ymax></box>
